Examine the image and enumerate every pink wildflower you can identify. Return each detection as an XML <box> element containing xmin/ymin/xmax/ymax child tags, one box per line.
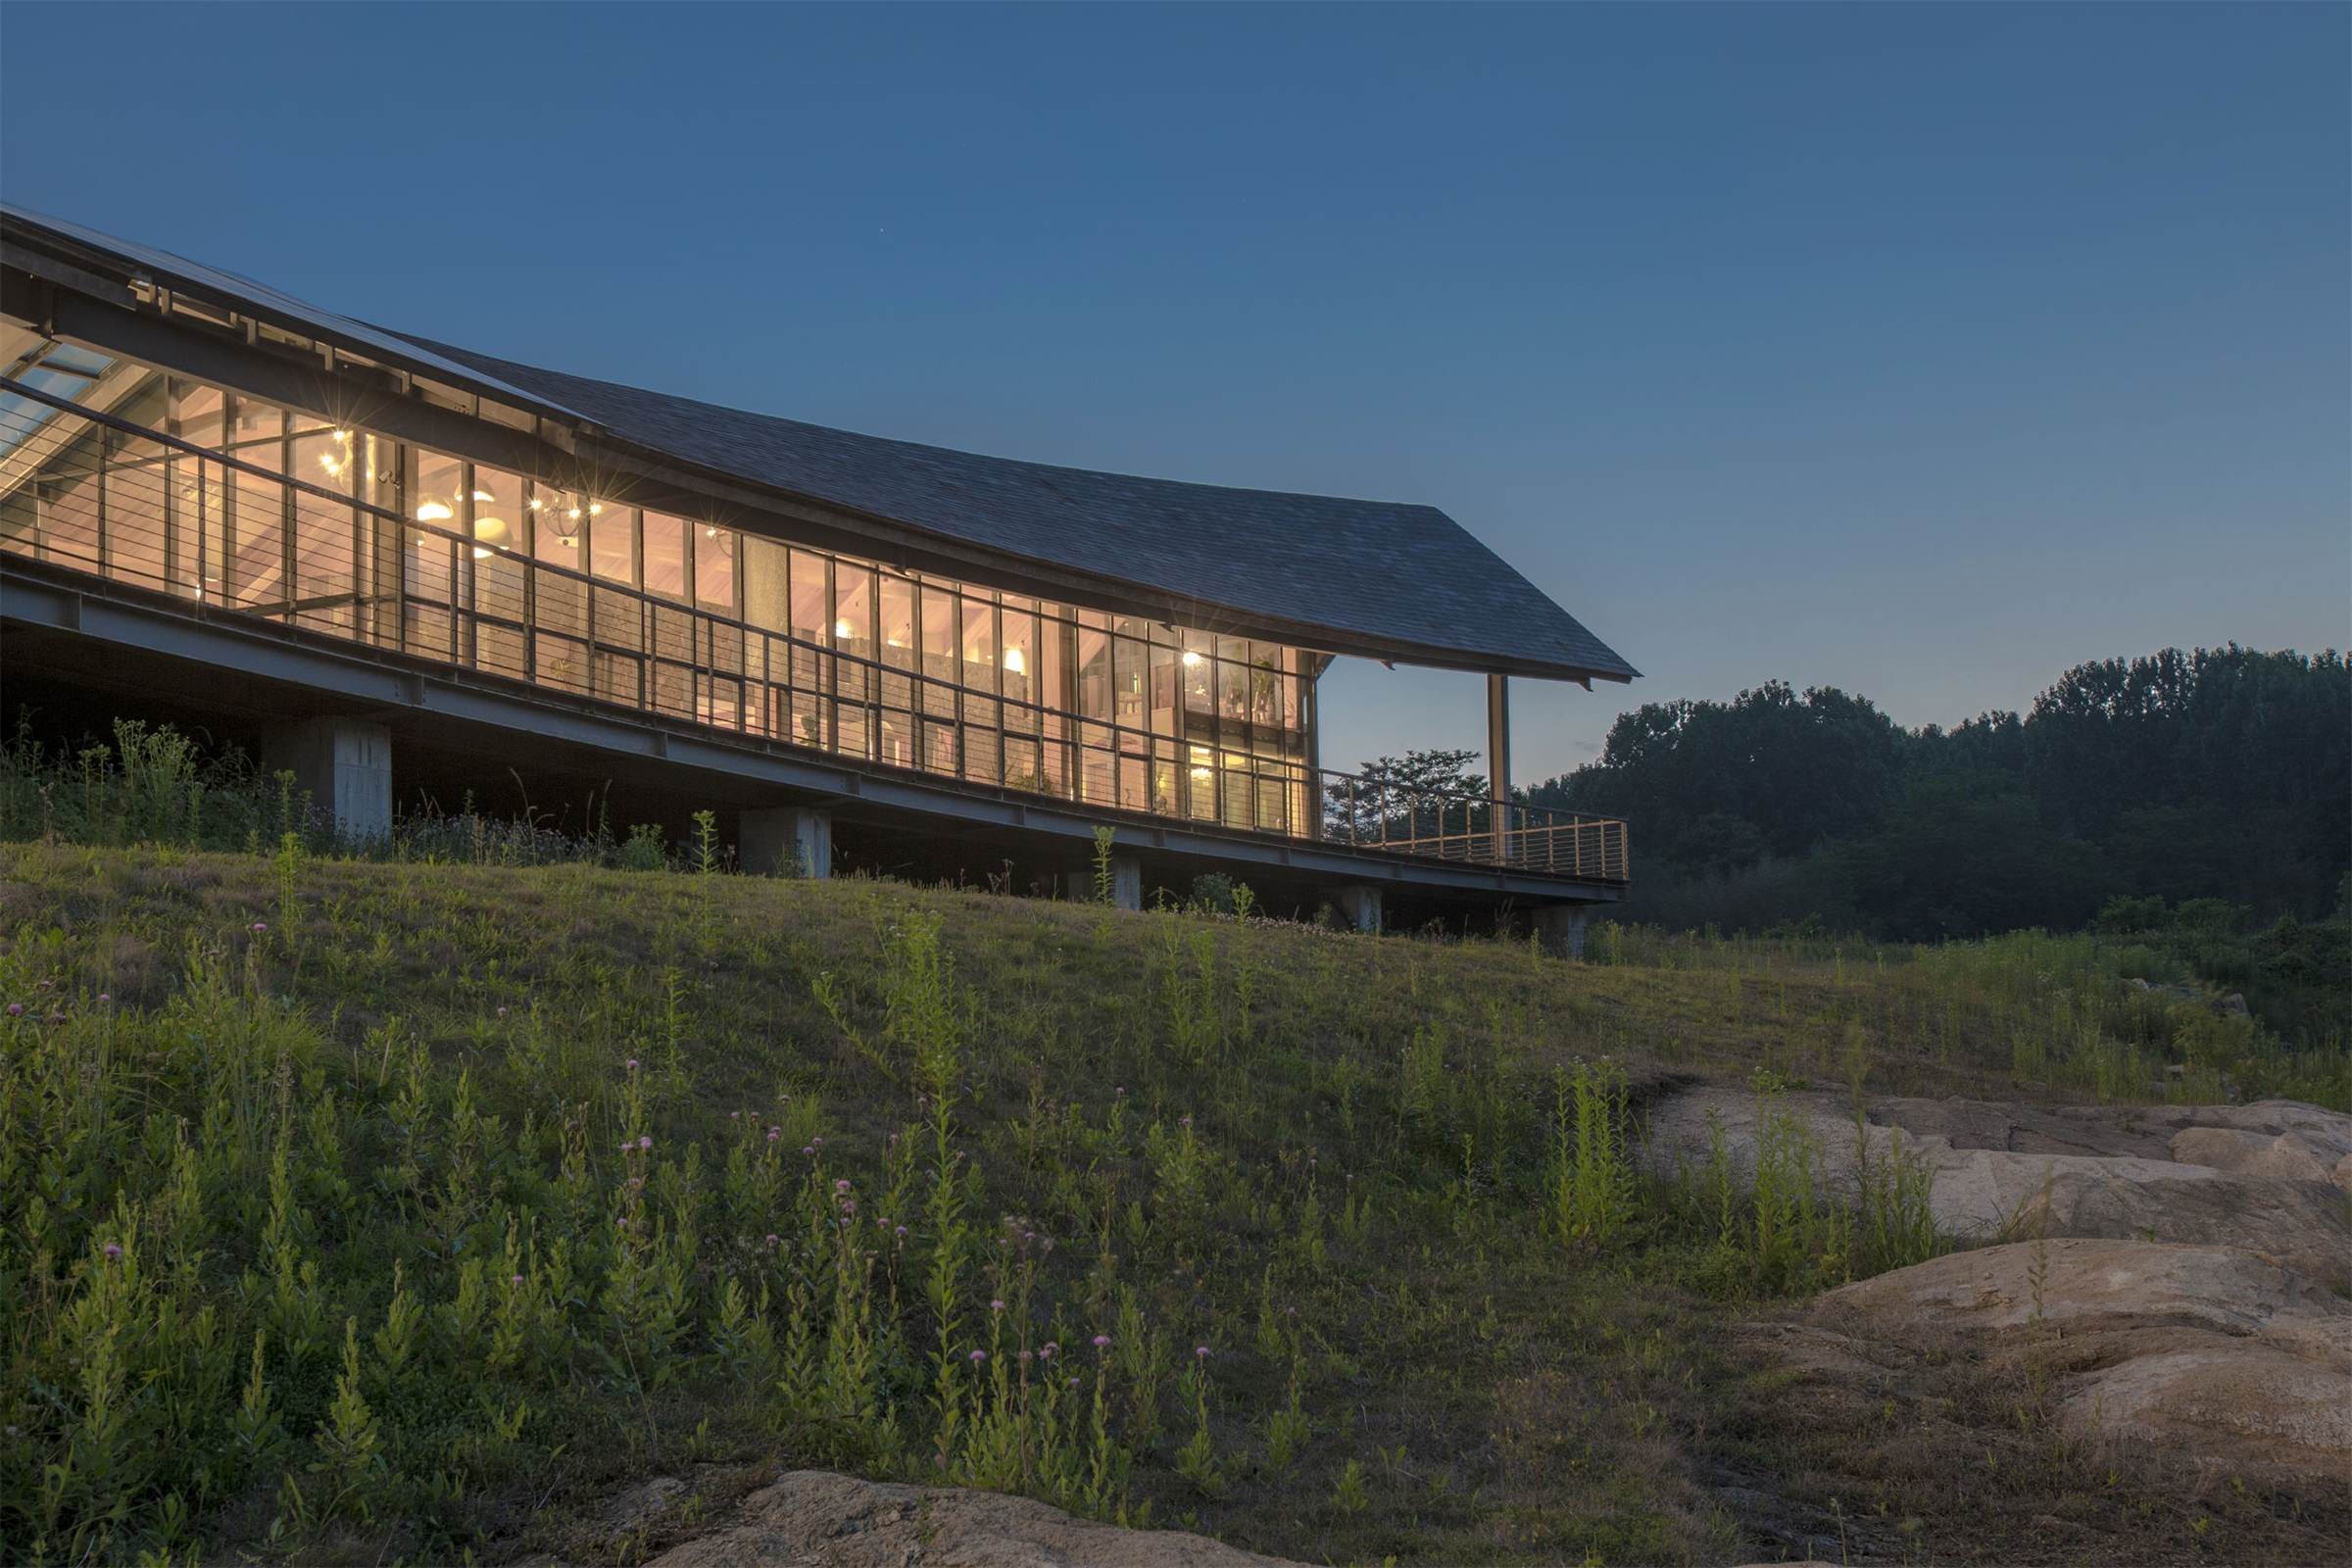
<box><xmin>102</xmin><ymin>1243</ymin><xmax>122</xmax><ymax>1260</ymax></box>
<box><xmin>639</xmin><ymin>1135</ymin><xmax>653</xmax><ymax>1150</ymax></box>
<box><xmin>1094</xmin><ymin>1335</ymin><xmax>1112</xmax><ymax>1349</ymax></box>
<box><xmin>970</xmin><ymin>1349</ymin><xmax>987</xmax><ymax>1363</ymax></box>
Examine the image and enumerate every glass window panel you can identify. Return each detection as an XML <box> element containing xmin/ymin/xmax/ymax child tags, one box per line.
<box><xmin>1000</xmin><ymin>607</ymin><xmax>1036</xmax><ymax>709</ymax></box>
<box><xmin>1179</xmin><ymin>632</ymin><xmax>1213</xmax><ymax>713</ymax></box>
<box><xmin>790</xmin><ymin>550</ymin><xmax>831</xmax><ymax>641</ymax></box>
<box><xmin>531</xmin><ymin>483</ymin><xmax>584</xmax><ymax>559</ymax></box>
<box><xmin>173</xmin><ymin>382</ymin><xmax>223</xmax><ymax>450</ymax></box>
<box><xmin>643</xmin><ymin>511</ymin><xmax>685</xmax><ymax>599</ymax></box>
<box><xmin>470</xmin><ymin>466</ymin><xmax>522</xmax><ymax>557</ymax></box>
<box><xmin>413</xmin><ymin>450</ymin><xmax>464</xmax><ymax>535</ymax></box>
<box><xmin>588</xmin><ymin>501</ymin><xmax>633</xmax><ymax>583</ymax></box>
<box><xmin>960</xmin><ymin>597</ymin><xmax>996</xmax><ymax>693</ymax></box>
<box><xmin>1113</xmin><ymin>637</ymin><xmax>1147</xmax><ymax>725</ymax></box>
<box><xmin>695</xmin><ymin>523</ymin><xmax>736</xmax><ymax>612</ymax></box>
<box><xmin>1149</xmin><ymin>640</ymin><xmax>1178</xmax><ymax>733</ymax></box>
<box><xmin>1219</xmin><ymin>654</ymin><xmax>1250</xmax><ymax>723</ymax></box>
<box><xmin>226</xmin><ymin>396</ymin><xmax>282</xmax><ymax>452</ymax></box>
<box><xmin>878</xmin><ymin>574</ymin><xmax>915</xmax><ymax>667</ymax></box>
<box><xmin>833</xmin><ymin>564</ymin><xmax>872</xmax><ymax>646</ymax></box>
<box><xmin>919</xmin><ymin>584</ymin><xmax>954</xmax><ymax>669</ymax></box>
<box><xmin>1076</xmin><ymin>625</ymin><xmax>1111</xmax><ymax>719</ymax></box>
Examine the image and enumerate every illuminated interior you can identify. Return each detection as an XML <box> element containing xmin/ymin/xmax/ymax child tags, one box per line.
<box><xmin>0</xmin><ymin>354</ymin><xmax>1323</xmax><ymax>835</ymax></box>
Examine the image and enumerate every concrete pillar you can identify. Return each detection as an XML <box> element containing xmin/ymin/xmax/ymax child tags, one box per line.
<box><xmin>260</xmin><ymin>717</ymin><xmax>392</xmax><ymax>842</ymax></box>
<box><xmin>1063</xmin><ymin>854</ymin><xmax>1142</xmax><ymax>909</ymax></box>
<box><xmin>742</xmin><ymin>806</ymin><xmax>832</xmax><ymax>879</ymax></box>
<box><xmin>1533</xmin><ymin>904</ymin><xmax>1591</xmax><ymax>959</ymax></box>
<box><xmin>1335</xmin><ymin>884</ymin><xmax>1383</xmax><ymax>933</ymax></box>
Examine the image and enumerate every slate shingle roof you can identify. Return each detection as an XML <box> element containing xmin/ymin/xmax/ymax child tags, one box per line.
<box><xmin>5</xmin><ymin>205</ymin><xmax>1636</xmax><ymax>683</ymax></box>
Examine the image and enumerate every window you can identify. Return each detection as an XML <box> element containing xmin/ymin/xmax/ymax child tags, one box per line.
<box><xmin>643</xmin><ymin>511</ymin><xmax>686</xmax><ymax>600</ymax></box>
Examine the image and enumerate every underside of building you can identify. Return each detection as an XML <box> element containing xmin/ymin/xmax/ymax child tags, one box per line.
<box><xmin>0</xmin><ymin>205</ymin><xmax>1637</xmax><ymax>942</ymax></box>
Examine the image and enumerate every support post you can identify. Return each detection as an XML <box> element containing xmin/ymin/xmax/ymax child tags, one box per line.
<box><xmin>1062</xmin><ymin>854</ymin><xmax>1142</xmax><ymax>910</ymax></box>
<box><xmin>1335</xmin><ymin>884</ymin><xmax>1383</xmax><ymax>934</ymax></box>
<box><xmin>1533</xmin><ymin>904</ymin><xmax>1590</xmax><ymax>959</ymax></box>
<box><xmin>742</xmin><ymin>806</ymin><xmax>832</xmax><ymax>879</ymax></box>
<box><xmin>1487</xmin><ymin>671</ymin><xmax>1511</xmax><ymax>865</ymax></box>
<box><xmin>260</xmin><ymin>717</ymin><xmax>392</xmax><ymax>842</ymax></box>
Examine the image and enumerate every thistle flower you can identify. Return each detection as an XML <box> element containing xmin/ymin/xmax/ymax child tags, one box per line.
<box><xmin>765</xmin><ymin>1234</ymin><xmax>779</xmax><ymax>1247</ymax></box>
<box><xmin>970</xmin><ymin>1349</ymin><xmax>987</xmax><ymax>1363</ymax></box>
<box><xmin>835</xmin><ymin>1179</ymin><xmax>852</xmax><ymax>1193</ymax></box>
<box><xmin>768</xmin><ymin>1129</ymin><xmax>781</xmax><ymax>1141</ymax></box>
<box><xmin>97</xmin><ymin>994</ymin><xmax>111</xmax><ymax>1004</ymax></box>
<box><xmin>1094</xmin><ymin>1334</ymin><xmax>1112</xmax><ymax>1348</ymax></box>
<box><xmin>101</xmin><ymin>1243</ymin><xmax>122</xmax><ymax>1260</ymax></box>
<box><xmin>511</xmin><ymin>1275</ymin><xmax>524</xmax><ymax>1286</ymax></box>
<box><xmin>991</xmin><ymin>1299</ymin><xmax>1005</xmax><ymax>1312</ymax></box>
<box><xmin>639</xmin><ymin>1135</ymin><xmax>653</xmax><ymax>1151</ymax></box>
<box><xmin>626</xmin><ymin>1057</ymin><xmax>639</xmax><ymax>1070</ymax></box>
<box><xmin>251</xmin><ymin>921</ymin><xmax>268</xmax><ymax>933</ymax></box>
<box><xmin>4</xmin><ymin>1004</ymin><xmax>18</xmax><ymax>1017</ymax></box>
<box><xmin>496</xmin><ymin>1005</ymin><xmax>508</xmax><ymax>1016</ymax></box>
<box><xmin>1040</xmin><ymin>1343</ymin><xmax>1056</xmax><ymax>1360</ymax></box>
<box><xmin>895</xmin><ymin>1225</ymin><xmax>908</xmax><ymax>1237</ymax></box>
<box><xmin>1196</xmin><ymin>1346</ymin><xmax>1211</xmax><ymax>1358</ymax></box>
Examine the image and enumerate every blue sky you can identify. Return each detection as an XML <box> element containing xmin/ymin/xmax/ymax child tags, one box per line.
<box><xmin>4</xmin><ymin>4</ymin><xmax>2343</xmax><ymax>784</ymax></box>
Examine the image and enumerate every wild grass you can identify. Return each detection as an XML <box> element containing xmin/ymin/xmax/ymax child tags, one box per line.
<box><xmin>0</xmin><ymin>840</ymin><xmax>2342</xmax><ymax>1566</ymax></box>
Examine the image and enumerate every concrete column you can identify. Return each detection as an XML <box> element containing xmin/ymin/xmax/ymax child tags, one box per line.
<box><xmin>1533</xmin><ymin>904</ymin><xmax>1590</xmax><ymax>959</ymax></box>
<box><xmin>1335</xmin><ymin>883</ymin><xmax>1383</xmax><ymax>934</ymax></box>
<box><xmin>1063</xmin><ymin>854</ymin><xmax>1143</xmax><ymax>909</ymax></box>
<box><xmin>1487</xmin><ymin>671</ymin><xmax>1512</xmax><ymax>863</ymax></box>
<box><xmin>260</xmin><ymin>717</ymin><xmax>392</xmax><ymax>842</ymax></box>
<box><xmin>742</xmin><ymin>806</ymin><xmax>832</xmax><ymax>879</ymax></box>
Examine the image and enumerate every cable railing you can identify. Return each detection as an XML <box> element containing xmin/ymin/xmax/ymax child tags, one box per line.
<box><xmin>0</xmin><ymin>373</ymin><xmax>1628</xmax><ymax>882</ymax></box>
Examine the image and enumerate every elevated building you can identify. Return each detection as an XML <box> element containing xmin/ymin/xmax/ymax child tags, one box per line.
<box><xmin>0</xmin><ymin>205</ymin><xmax>1635</xmax><ymax>942</ymax></box>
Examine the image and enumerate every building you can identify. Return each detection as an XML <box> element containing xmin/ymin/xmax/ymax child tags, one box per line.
<box><xmin>0</xmin><ymin>205</ymin><xmax>1636</xmax><ymax>943</ymax></box>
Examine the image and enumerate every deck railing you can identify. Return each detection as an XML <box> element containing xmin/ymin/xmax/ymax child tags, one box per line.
<box><xmin>0</xmin><ymin>373</ymin><xmax>1627</xmax><ymax>882</ymax></box>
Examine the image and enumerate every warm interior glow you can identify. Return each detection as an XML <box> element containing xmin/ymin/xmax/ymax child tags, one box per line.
<box><xmin>1181</xmin><ymin>650</ymin><xmax>1202</xmax><ymax>666</ymax></box>
<box><xmin>1003</xmin><ymin>648</ymin><xmax>1025</xmax><ymax>675</ymax></box>
<box><xmin>415</xmin><ymin>501</ymin><xmax>453</xmax><ymax>521</ymax></box>
<box><xmin>834</xmin><ymin>619</ymin><xmax>854</xmax><ymax>639</ymax></box>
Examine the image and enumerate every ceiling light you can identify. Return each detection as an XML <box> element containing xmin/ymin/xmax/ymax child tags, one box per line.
<box><xmin>1003</xmin><ymin>649</ymin><xmax>1025</xmax><ymax>675</ymax></box>
<box><xmin>416</xmin><ymin>502</ymin><xmax>453</xmax><ymax>521</ymax></box>
<box><xmin>834</xmin><ymin>619</ymin><xmax>854</xmax><ymax>638</ymax></box>
<box><xmin>1181</xmin><ymin>651</ymin><xmax>1202</xmax><ymax>667</ymax></box>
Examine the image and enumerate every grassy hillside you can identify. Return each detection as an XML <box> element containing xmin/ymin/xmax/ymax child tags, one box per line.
<box><xmin>2</xmin><ymin>843</ymin><xmax>2343</xmax><ymax>1566</ymax></box>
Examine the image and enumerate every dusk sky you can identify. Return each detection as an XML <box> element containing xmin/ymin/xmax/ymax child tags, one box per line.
<box><xmin>4</xmin><ymin>4</ymin><xmax>2342</xmax><ymax>786</ymax></box>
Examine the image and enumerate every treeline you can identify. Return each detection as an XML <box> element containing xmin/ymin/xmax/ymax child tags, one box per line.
<box><xmin>1525</xmin><ymin>645</ymin><xmax>2349</xmax><ymax>942</ymax></box>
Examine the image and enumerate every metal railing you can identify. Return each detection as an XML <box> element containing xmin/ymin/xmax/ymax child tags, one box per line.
<box><xmin>0</xmin><ymin>373</ymin><xmax>1628</xmax><ymax>882</ymax></box>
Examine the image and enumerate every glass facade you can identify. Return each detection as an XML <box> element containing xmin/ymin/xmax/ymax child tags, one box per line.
<box><xmin>0</xmin><ymin>353</ymin><xmax>1325</xmax><ymax>838</ymax></box>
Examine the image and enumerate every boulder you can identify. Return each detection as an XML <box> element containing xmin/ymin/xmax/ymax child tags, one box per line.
<box><xmin>1810</xmin><ymin>1240</ymin><xmax>2352</xmax><ymax>1482</ymax></box>
<box><xmin>643</xmin><ymin>1469</ymin><xmax>1299</xmax><ymax>1568</ymax></box>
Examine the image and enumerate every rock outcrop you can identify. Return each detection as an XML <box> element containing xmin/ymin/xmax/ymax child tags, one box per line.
<box><xmin>1644</xmin><ymin>1089</ymin><xmax>2352</xmax><ymax>1288</ymax></box>
<box><xmin>1799</xmin><ymin>1239</ymin><xmax>2352</xmax><ymax>1481</ymax></box>
<box><xmin>641</xmin><ymin>1469</ymin><xmax>1299</xmax><ymax>1568</ymax></box>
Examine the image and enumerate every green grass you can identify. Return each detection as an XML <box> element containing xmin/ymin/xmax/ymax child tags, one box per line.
<box><xmin>1</xmin><ymin>841</ymin><xmax>2344</xmax><ymax>1566</ymax></box>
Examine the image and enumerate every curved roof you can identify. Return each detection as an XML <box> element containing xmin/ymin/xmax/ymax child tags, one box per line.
<box><xmin>3</xmin><ymin>204</ymin><xmax>1636</xmax><ymax>683</ymax></box>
